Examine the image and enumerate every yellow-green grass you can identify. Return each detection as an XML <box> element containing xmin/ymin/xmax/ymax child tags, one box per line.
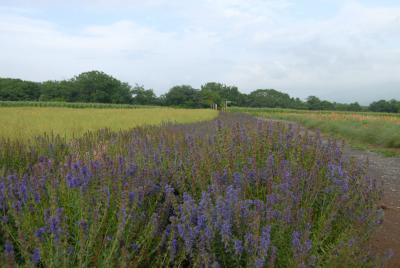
<box><xmin>232</xmin><ymin>107</ymin><xmax>400</xmax><ymax>156</ymax></box>
<box><xmin>0</xmin><ymin>107</ymin><xmax>218</xmax><ymax>140</ymax></box>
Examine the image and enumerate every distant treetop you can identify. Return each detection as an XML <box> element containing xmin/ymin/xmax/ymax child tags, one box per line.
<box><xmin>0</xmin><ymin>71</ymin><xmax>398</xmax><ymax>113</ymax></box>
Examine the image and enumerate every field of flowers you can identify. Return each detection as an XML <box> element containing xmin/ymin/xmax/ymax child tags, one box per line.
<box><xmin>0</xmin><ymin>112</ymin><xmax>384</xmax><ymax>267</ymax></box>
<box><xmin>234</xmin><ymin>107</ymin><xmax>400</xmax><ymax>156</ymax></box>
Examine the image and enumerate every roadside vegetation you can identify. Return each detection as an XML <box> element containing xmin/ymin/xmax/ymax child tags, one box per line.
<box><xmin>234</xmin><ymin>107</ymin><xmax>400</xmax><ymax>156</ymax></box>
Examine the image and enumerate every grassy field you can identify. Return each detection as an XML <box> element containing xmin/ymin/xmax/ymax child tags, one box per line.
<box><xmin>0</xmin><ymin>107</ymin><xmax>218</xmax><ymax>140</ymax></box>
<box><xmin>232</xmin><ymin>107</ymin><xmax>400</xmax><ymax>156</ymax></box>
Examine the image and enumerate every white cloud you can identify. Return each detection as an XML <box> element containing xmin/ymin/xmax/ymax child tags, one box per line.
<box><xmin>0</xmin><ymin>1</ymin><xmax>399</xmax><ymax>104</ymax></box>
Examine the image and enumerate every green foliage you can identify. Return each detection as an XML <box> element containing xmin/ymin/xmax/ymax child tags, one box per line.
<box><xmin>165</xmin><ymin>85</ymin><xmax>202</xmax><ymax>107</ymax></box>
<box><xmin>0</xmin><ymin>78</ymin><xmax>41</xmax><ymax>101</ymax></box>
<box><xmin>200</xmin><ymin>82</ymin><xmax>246</xmax><ymax>107</ymax></box>
<box><xmin>0</xmin><ymin>71</ymin><xmax>398</xmax><ymax>113</ymax></box>
<box><xmin>131</xmin><ymin>84</ymin><xmax>159</xmax><ymax>105</ymax></box>
<box><xmin>369</xmin><ymin>99</ymin><xmax>399</xmax><ymax>113</ymax></box>
<box><xmin>234</xmin><ymin>107</ymin><xmax>400</xmax><ymax>155</ymax></box>
<box><xmin>248</xmin><ymin>89</ymin><xmax>304</xmax><ymax>109</ymax></box>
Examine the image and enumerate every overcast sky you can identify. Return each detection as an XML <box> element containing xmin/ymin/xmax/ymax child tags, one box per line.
<box><xmin>0</xmin><ymin>0</ymin><xmax>399</xmax><ymax>104</ymax></box>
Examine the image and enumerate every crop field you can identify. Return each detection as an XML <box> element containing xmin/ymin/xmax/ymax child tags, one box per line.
<box><xmin>233</xmin><ymin>107</ymin><xmax>400</xmax><ymax>156</ymax></box>
<box><xmin>0</xmin><ymin>107</ymin><xmax>218</xmax><ymax>140</ymax></box>
<box><xmin>0</xmin><ymin>111</ymin><xmax>384</xmax><ymax>267</ymax></box>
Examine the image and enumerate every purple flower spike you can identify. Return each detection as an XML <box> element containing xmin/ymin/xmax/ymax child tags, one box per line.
<box><xmin>31</xmin><ymin>248</ymin><xmax>41</xmax><ymax>264</ymax></box>
<box><xmin>4</xmin><ymin>241</ymin><xmax>14</xmax><ymax>256</ymax></box>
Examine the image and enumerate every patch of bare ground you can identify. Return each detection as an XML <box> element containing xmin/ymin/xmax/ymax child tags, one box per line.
<box><xmin>346</xmin><ymin>149</ymin><xmax>400</xmax><ymax>267</ymax></box>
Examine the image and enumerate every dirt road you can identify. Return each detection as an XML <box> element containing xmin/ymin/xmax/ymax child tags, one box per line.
<box><xmin>347</xmin><ymin>149</ymin><xmax>400</xmax><ymax>267</ymax></box>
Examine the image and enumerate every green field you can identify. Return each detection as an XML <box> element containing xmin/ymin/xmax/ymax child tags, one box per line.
<box><xmin>232</xmin><ymin>107</ymin><xmax>400</xmax><ymax>156</ymax></box>
<box><xmin>0</xmin><ymin>107</ymin><xmax>218</xmax><ymax>140</ymax></box>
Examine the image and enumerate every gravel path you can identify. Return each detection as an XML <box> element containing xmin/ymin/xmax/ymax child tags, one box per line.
<box><xmin>347</xmin><ymin>149</ymin><xmax>400</xmax><ymax>267</ymax></box>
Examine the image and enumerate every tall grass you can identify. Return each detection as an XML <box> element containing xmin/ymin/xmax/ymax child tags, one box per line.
<box><xmin>0</xmin><ymin>113</ymin><xmax>384</xmax><ymax>267</ymax></box>
<box><xmin>232</xmin><ymin>107</ymin><xmax>400</xmax><ymax>154</ymax></box>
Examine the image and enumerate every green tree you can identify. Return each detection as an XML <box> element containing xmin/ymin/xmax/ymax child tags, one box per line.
<box><xmin>0</xmin><ymin>78</ymin><xmax>41</xmax><ymax>101</ymax></box>
<box><xmin>306</xmin><ymin>96</ymin><xmax>322</xmax><ymax>110</ymax></box>
<box><xmin>369</xmin><ymin>99</ymin><xmax>399</xmax><ymax>113</ymax></box>
<box><xmin>200</xmin><ymin>82</ymin><xmax>246</xmax><ymax>107</ymax></box>
<box><xmin>131</xmin><ymin>84</ymin><xmax>158</xmax><ymax>105</ymax></box>
<box><xmin>71</xmin><ymin>71</ymin><xmax>132</xmax><ymax>103</ymax></box>
<box><xmin>248</xmin><ymin>89</ymin><xmax>294</xmax><ymax>108</ymax></box>
<box><xmin>165</xmin><ymin>85</ymin><xmax>201</xmax><ymax>107</ymax></box>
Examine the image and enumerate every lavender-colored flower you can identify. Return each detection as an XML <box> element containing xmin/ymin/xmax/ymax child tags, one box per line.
<box><xmin>131</xmin><ymin>242</ymin><xmax>140</xmax><ymax>252</ymax></box>
<box><xmin>255</xmin><ymin>257</ymin><xmax>265</xmax><ymax>268</ymax></box>
<box><xmin>292</xmin><ymin>231</ymin><xmax>302</xmax><ymax>256</ymax></box>
<box><xmin>260</xmin><ymin>225</ymin><xmax>271</xmax><ymax>256</ymax></box>
<box><xmin>233</xmin><ymin>239</ymin><xmax>243</xmax><ymax>255</ymax></box>
<box><xmin>305</xmin><ymin>239</ymin><xmax>312</xmax><ymax>252</ymax></box>
<box><xmin>170</xmin><ymin>238</ymin><xmax>178</xmax><ymax>261</ymax></box>
<box><xmin>164</xmin><ymin>184</ymin><xmax>174</xmax><ymax>195</ymax></box>
<box><xmin>245</xmin><ymin>232</ymin><xmax>255</xmax><ymax>254</ymax></box>
<box><xmin>31</xmin><ymin>248</ymin><xmax>41</xmax><ymax>264</ymax></box>
<box><xmin>128</xmin><ymin>191</ymin><xmax>135</xmax><ymax>205</ymax></box>
<box><xmin>12</xmin><ymin>200</ymin><xmax>22</xmax><ymax>213</ymax></box>
<box><xmin>220</xmin><ymin>221</ymin><xmax>232</xmax><ymax>246</ymax></box>
<box><xmin>1</xmin><ymin>216</ymin><xmax>8</xmax><ymax>223</ymax></box>
<box><xmin>4</xmin><ymin>241</ymin><xmax>14</xmax><ymax>256</ymax></box>
<box><xmin>78</xmin><ymin>219</ymin><xmax>89</xmax><ymax>234</ymax></box>
<box><xmin>48</xmin><ymin>209</ymin><xmax>63</xmax><ymax>241</ymax></box>
<box><xmin>233</xmin><ymin>172</ymin><xmax>242</xmax><ymax>188</ymax></box>
<box><xmin>35</xmin><ymin>226</ymin><xmax>47</xmax><ymax>240</ymax></box>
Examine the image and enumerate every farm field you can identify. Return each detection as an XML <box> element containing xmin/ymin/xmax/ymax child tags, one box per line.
<box><xmin>0</xmin><ymin>107</ymin><xmax>218</xmax><ymax>140</ymax></box>
<box><xmin>233</xmin><ymin>107</ymin><xmax>400</xmax><ymax>156</ymax></box>
<box><xmin>0</xmin><ymin>111</ymin><xmax>385</xmax><ymax>267</ymax></box>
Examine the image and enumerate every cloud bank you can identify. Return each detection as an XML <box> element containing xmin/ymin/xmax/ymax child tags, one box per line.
<box><xmin>0</xmin><ymin>0</ymin><xmax>399</xmax><ymax>104</ymax></box>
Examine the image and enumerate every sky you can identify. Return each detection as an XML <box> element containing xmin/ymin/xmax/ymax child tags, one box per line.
<box><xmin>0</xmin><ymin>0</ymin><xmax>399</xmax><ymax>104</ymax></box>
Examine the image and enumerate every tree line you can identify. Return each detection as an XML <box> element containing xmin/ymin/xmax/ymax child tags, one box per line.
<box><xmin>0</xmin><ymin>70</ymin><xmax>399</xmax><ymax>113</ymax></box>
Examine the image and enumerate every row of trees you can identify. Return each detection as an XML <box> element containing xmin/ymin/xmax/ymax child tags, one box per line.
<box><xmin>0</xmin><ymin>71</ymin><xmax>399</xmax><ymax>113</ymax></box>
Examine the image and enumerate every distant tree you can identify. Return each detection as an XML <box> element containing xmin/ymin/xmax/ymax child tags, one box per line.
<box><xmin>369</xmin><ymin>99</ymin><xmax>399</xmax><ymax>113</ymax></box>
<box><xmin>248</xmin><ymin>89</ymin><xmax>294</xmax><ymax>108</ymax></box>
<box><xmin>320</xmin><ymin>100</ymin><xmax>335</xmax><ymax>110</ymax></box>
<box><xmin>71</xmin><ymin>71</ymin><xmax>132</xmax><ymax>103</ymax></box>
<box><xmin>131</xmin><ymin>84</ymin><xmax>158</xmax><ymax>105</ymax></box>
<box><xmin>165</xmin><ymin>85</ymin><xmax>201</xmax><ymax>107</ymax></box>
<box><xmin>348</xmin><ymin>102</ymin><xmax>362</xmax><ymax>112</ymax></box>
<box><xmin>39</xmin><ymin>80</ymin><xmax>71</xmax><ymax>101</ymax></box>
<box><xmin>200</xmin><ymin>82</ymin><xmax>246</xmax><ymax>107</ymax></box>
<box><xmin>306</xmin><ymin>96</ymin><xmax>322</xmax><ymax>110</ymax></box>
<box><xmin>0</xmin><ymin>78</ymin><xmax>41</xmax><ymax>101</ymax></box>
<box><xmin>200</xmin><ymin>87</ymin><xmax>221</xmax><ymax>107</ymax></box>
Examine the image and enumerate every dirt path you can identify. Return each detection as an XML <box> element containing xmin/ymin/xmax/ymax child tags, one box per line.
<box><xmin>346</xmin><ymin>149</ymin><xmax>400</xmax><ymax>267</ymax></box>
<box><xmin>263</xmin><ymin>118</ymin><xmax>400</xmax><ymax>266</ymax></box>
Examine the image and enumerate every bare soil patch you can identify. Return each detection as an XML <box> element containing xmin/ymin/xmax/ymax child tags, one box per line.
<box><xmin>347</xmin><ymin>149</ymin><xmax>400</xmax><ymax>267</ymax></box>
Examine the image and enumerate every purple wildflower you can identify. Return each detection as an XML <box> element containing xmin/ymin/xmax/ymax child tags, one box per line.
<box><xmin>35</xmin><ymin>226</ymin><xmax>47</xmax><ymax>240</ymax></box>
<box><xmin>234</xmin><ymin>239</ymin><xmax>243</xmax><ymax>255</ymax></box>
<box><xmin>4</xmin><ymin>241</ymin><xmax>14</xmax><ymax>256</ymax></box>
<box><xmin>260</xmin><ymin>225</ymin><xmax>271</xmax><ymax>256</ymax></box>
<box><xmin>31</xmin><ymin>248</ymin><xmax>41</xmax><ymax>264</ymax></box>
<box><xmin>255</xmin><ymin>257</ymin><xmax>265</xmax><ymax>268</ymax></box>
